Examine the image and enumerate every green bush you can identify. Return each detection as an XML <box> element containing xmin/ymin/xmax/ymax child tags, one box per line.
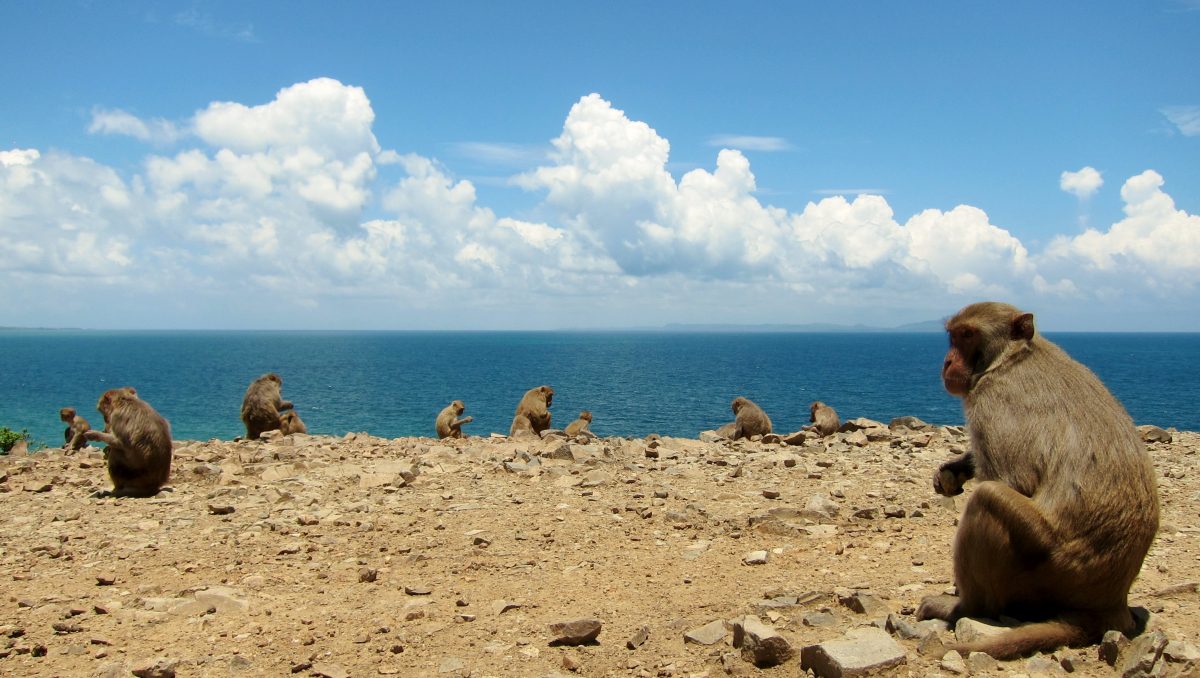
<box><xmin>0</xmin><ymin>426</ymin><xmax>32</xmax><ymax>454</ymax></box>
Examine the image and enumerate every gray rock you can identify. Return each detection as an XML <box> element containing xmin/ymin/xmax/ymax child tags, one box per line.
<box><xmin>917</xmin><ymin>631</ymin><xmax>946</xmax><ymax>657</ymax></box>
<box><xmin>800</xmin><ymin>627</ymin><xmax>907</xmax><ymax>677</ymax></box>
<box><xmin>838</xmin><ymin>418</ymin><xmax>886</xmax><ymax>432</ymax></box>
<box><xmin>548</xmin><ymin>618</ymin><xmax>602</xmax><ymax>645</ymax></box>
<box><xmin>940</xmin><ymin>650</ymin><xmax>967</xmax><ymax>674</ymax></box>
<box><xmin>1117</xmin><ymin>629</ymin><xmax>1168</xmax><ymax>678</ymax></box>
<box><xmin>804</xmin><ymin>494</ymin><xmax>840</xmax><ymax>520</ymax></box>
<box><xmin>838</xmin><ymin>591</ymin><xmax>886</xmax><ymax>616</ymax></box>
<box><xmin>954</xmin><ymin>617</ymin><xmax>1007</xmax><ymax>644</ymax></box>
<box><xmin>743</xmin><ymin>550</ymin><xmax>769</xmax><ymax>565</ymax></box>
<box><xmin>888</xmin><ymin>416</ymin><xmax>928</xmax><ymax>430</ymax></box>
<box><xmin>966</xmin><ymin>650</ymin><xmax>999</xmax><ymax>673</ymax></box>
<box><xmin>884</xmin><ymin>613</ymin><xmax>922</xmax><ymax>640</ymax></box>
<box><xmin>131</xmin><ymin>657</ymin><xmax>179</xmax><ymax>678</ymax></box>
<box><xmin>1101</xmin><ymin>630</ymin><xmax>1130</xmax><ymax>666</ymax></box>
<box><xmin>731</xmin><ymin>615</ymin><xmax>794</xmax><ymax>668</ymax></box>
<box><xmin>1165</xmin><ymin>639</ymin><xmax>1200</xmax><ymax>663</ymax></box>
<box><xmin>803</xmin><ymin>611</ymin><xmax>838</xmax><ymax>627</ymax></box>
<box><xmin>626</xmin><ymin>625</ymin><xmax>649</xmax><ymax>650</ymax></box>
<box><xmin>684</xmin><ymin>619</ymin><xmax>728</xmax><ymax>645</ymax></box>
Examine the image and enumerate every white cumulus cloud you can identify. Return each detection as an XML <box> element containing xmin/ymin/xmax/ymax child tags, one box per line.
<box><xmin>1060</xmin><ymin>166</ymin><xmax>1104</xmax><ymax>199</ymax></box>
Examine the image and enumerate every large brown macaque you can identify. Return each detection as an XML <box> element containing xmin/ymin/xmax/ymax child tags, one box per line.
<box><xmin>435</xmin><ymin>400</ymin><xmax>473</xmax><ymax>439</ymax></box>
<box><xmin>59</xmin><ymin>407</ymin><xmax>91</xmax><ymax>452</ymax></box>
<box><xmin>564</xmin><ymin>410</ymin><xmax>592</xmax><ymax>437</ymax></box>
<box><xmin>917</xmin><ymin>302</ymin><xmax>1159</xmax><ymax>659</ymax></box>
<box><xmin>509</xmin><ymin>385</ymin><xmax>553</xmax><ymax>437</ymax></box>
<box><xmin>807</xmin><ymin>401</ymin><xmax>839</xmax><ymax>437</ymax></box>
<box><xmin>729</xmin><ymin>396</ymin><xmax>771</xmax><ymax>440</ymax></box>
<box><xmin>240</xmin><ymin>373</ymin><xmax>294</xmax><ymax>440</ymax></box>
<box><xmin>84</xmin><ymin>388</ymin><xmax>173</xmax><ymax>497</ymax></box>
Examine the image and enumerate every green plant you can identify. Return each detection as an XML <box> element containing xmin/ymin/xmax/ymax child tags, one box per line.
<box><xmin>0</xmin><ymin>426</ymin><xmax>32</xmax><ymax>454</ymax></box>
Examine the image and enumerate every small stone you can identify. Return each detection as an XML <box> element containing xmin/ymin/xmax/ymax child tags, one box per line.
<box><xmin>762</xmin><ymin>489</ymin><xmax>781</xmax><ymax>499</ymax></box>
<box><xmin>684</xmin><ymin>619</ymin><xmax>728</xmax><ymax>646</ymax></box>
<box><xmin>131</xmin><ymin>657</ymin><xmax>179</xmax><ymax>678</ymax></box>
<box><xmin>96</xmin><ymin>575</ymin><xmax>117</xmax><ymax>586</ymax></box>
<box><xmin>966</xmin><ymin>651</ymin><xmax>999</xmax><ymax>673</ymax></box>
<box><xmin>207</xmin><ymin>504</ymin><xmax>235</xmax><ymax>515</ymax></box>
<box><xmin>885</xmin><ymin>613</ymin><xmax>922</xmax><ymax>640</ymax></box>
<box><xmin>404</xmin><ymin>585</ymin><xmax>432</xmax><ymax>596</ymax></box>
<box><xmin>940</xmin><ymin>650</ymin><xmax>967</xmax><ymax>674</ymax></box>
<box><xmin>743</xmin><ymin>550</ymin><xmax>769</xmax><ymax>565</ymax></box>
<box><xmin>839</xmin><ymin>591</ymin><xmax>887</xmax><ymax>616</ymax></box>
<box><xmin>803</xmin><ymin>611</ymin><xmax>837</xmax><ymax>627</ymax></box>
<box><xmin>1116</xmin><ymin>629</ymin><xmax>1168</xmax><ymax>677</ymax></box>
<box><xmin>731</xmin><ymin>615</ymin><xmax>794</xmax><ymax>668</ymax></box>
<box><xmin>883</xmin><ymin>506</ymin><xmax>906</xmax><ymax>518</ymax></box>
<box><xmin>491</xmin><ymin>600</ymin><xmax>521</xmax><ymax>614</ymax></box>
<box><xmin>1099</xmin><ymin>630</ymin><xmax>1128</xmax><ymax>666</ymax></box>
<box><xmin>800</xmin><ymin>627</ymin><xmax>906</xmax><ymax>676</ymax></box>
<box><xmin>917</xmin><ymin>630</ymin><xmax>947</xmax><ymax>657</ymax></box>
<box><xmin>627</xmin><ymin>625</ymin><xmax>649</xmax><ymax>649</ymax></box>
<box><xmin>548</xmin><ymin>618</ymin><xmax>602</xmax><ymax>645</ymax></box>
<box><xmin>358</xmin><ymin>567</ymin><xmax>378</xmax><ymax>583</ymax></box>
<box><xmin>954</xmin><ymin>617</ymin><xmax>1007</xmax><ymax>644</ymax></box>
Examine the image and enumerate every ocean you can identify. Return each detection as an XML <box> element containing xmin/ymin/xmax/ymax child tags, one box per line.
<box><xmin>1</xmin><ymin>330</ymin><xmax>1197</xmax><ymax>447</ymax></box>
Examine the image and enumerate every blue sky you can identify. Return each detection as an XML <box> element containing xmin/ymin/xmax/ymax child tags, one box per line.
<box><xmin>1</xmin><ymin>1</ymin><xmax>1198</xmax><ymax>330</ymax></box>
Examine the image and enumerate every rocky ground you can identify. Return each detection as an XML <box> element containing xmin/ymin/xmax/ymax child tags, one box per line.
<box><xmin>0</xmin><ymin>420</ymin><xmax>1197</xmax><ymax>678</ymax></box>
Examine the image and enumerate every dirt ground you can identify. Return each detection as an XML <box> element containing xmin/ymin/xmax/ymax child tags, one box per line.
<box><xmin>0</xmin><ymin>421</ymin><xmax>1196</xmax><ymax>678</ymax></box>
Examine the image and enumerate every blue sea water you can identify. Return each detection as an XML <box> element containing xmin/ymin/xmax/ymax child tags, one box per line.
<box><xmin>0</xmin><ymin>330</ymin><xmax>1197</xmax><ymax>447</ymax></box>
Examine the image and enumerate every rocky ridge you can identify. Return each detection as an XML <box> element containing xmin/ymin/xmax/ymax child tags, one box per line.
<box><xmin>0</xmin><ymin>420</ymin><xmax>1197</xmax><ymax>677</ymax></box>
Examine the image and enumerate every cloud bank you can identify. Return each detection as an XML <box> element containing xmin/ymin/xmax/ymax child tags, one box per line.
<box><xmin>2</xmin><ymin>80</ymin><xmax>1198</xmax><ymax>329</ymax></box>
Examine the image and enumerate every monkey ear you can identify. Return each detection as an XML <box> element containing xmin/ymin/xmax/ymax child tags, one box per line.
<box><xmin>1010</xmin><ymin>313</ymin><xmax>1035</xmax><ymax>341</ymax></box>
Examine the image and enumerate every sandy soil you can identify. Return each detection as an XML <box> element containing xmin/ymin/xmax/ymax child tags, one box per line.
<box><xmin>0</xmin><ymin>421</ymin><xmax>1196</xmax><ymax>678</ymax></box>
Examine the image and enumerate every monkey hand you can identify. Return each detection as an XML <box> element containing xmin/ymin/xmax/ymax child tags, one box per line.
<box><xmin>934</xmin><ymin>466</ymin><xmax>967</xmax><ymax>496</ymax></box>
<box><xmin>462</xmin><ymin>416</ymin><xmax>474</xmax><ymax>424</ymax></box>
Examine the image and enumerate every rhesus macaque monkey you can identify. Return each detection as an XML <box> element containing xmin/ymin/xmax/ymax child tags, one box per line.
<box><xmin>59</xmin><ymin>407</ymin><xmax>91</xmax><ymax>452</ymax></box>
<box><xmin>435</xmin><ymin>400</ymin><xmax>473</xmax><ymax>439</ymax></box>
<box><xmin>729</xmin><ymin>396</ymin><xmax>771</xmax><ymax>440</ymax></box>
<box><xmin>278</xmin><ymin>410</ymin><xmax>307</xmax><ymax>435</ymax></box>
<box><xmin>240</xmin><ymin>373</ymin><xmax>294</xmax><ymax>440</ymax></box>
<box><xmin>84</xmin><ymin>388</ymin><xmax>172</xmax><ymax>497</ymax></box>
<box><xmin>807</xmin><ymin>401</ymin><xmax>839</xmax><ymax>437</ymax></box>
<box><xmin>564</xmin><ymin>410</ymin><xmax>592</xmax><ymax>437</ymax></box>
<box><xmin>917</xmin><ymin>302</ymin><xmax>1159</xmax><ymax>659</ymax></box>
<box><xmin>98</xmin><ymin>386</ymin><xmax>136</xmax><ymax>431</ymax></box>
<box><xmin>509</xmin><ymin>385</ymin><xmax>553</xmax><ymax>437</ymax></box>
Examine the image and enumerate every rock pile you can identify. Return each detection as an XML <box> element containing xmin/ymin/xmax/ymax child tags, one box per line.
<box><xmin>0</xmin><ymin>421</ymin><xmax>1196</xmax><ymax>677</ymax></box>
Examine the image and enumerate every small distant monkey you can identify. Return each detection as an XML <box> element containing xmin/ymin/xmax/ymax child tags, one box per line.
<box><xmin>808</xmin><ymin>401</ymin><xmax>839</xmax><ymax>437</ymax></box>
<box><xmin>59</xmin><ymin>407</ymin><xmax>91</xmax><ymax>452</ymax></box>
<box><xmin>564</xmin><ymin>410</ymin><xmax>592</xmax><ymax>437</ymax></box>
<box><xmin>510</xmin><ymin>385</ymin><xmax>553</xmax><ymax>437</ymax></box>
<box><xmin>730</xmin><ymin>396</ymin><xmax>771</xmax><ymax>440</ymax></box>
<box><xmin>435</xmin><ymin>400</ymin><xmax>473</xmax><ymax>439</ymax></box>
<box><xmin>278</xmin><ymin>410</ymin><xmax>307</xmax><ymax>435</ymax></box>
<box><xmin>240</xmin><ymin>373</ymin><xmax>294</xmax><ymax>440</ymax></box>
<box><xmin>84</xmin><ymin>388</ymin><xmax>172</xmax><ymax>497</ymax></box>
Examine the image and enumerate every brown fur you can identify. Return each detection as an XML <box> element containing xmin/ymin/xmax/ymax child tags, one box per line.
<box><xmin>917</xmin><ymin>302</ymin><xmax>1159</xmax><ymax>659</ymax></box>
<box><xmin>564</xmin><ymin>410</ymin><xmax>592</xmax><ymax>437</ymax></box>
<box><xmin>435</xmin><ymin>400</ymin><xmax>473</xmax><ymax>439</ymax></box>
<box><xmin>510</xmin><ymin>385</ymin><xmax>553</xmax><ymax>437</ymax></box>
<box><xmin>59</xmin><ymin>407</ymin><xmax>91</xmax><ymax>452</ymax></box>
<box><xmin>278</xmin><ymin>410</ymin><xmax>307</xmax><ymax>435</ymax></box>
<box><xmin>240</xmin><ymin>373</ymin><xmax>294</xmax><ymax>440</ymax></box>
<box><xmin>83</xmin><ymin>388</ymin><xmax>172</xmax><ymax>497</ymax></box>
<box><xmin>714</xmin><ymin>422</ymin><xmax>737</xmax><ymax>439</ymax></box>
<box><xmin>808</xmin><ymin>401</ymin><xmax>839</xmax><ymax>437</ymax></box>
<box><xmin>729</xmin><ymin>396</ymin><xmax>771</xmax><ymax>440</ymax></box>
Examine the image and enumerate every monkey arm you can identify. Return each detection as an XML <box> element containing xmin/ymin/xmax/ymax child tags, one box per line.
<box><xmin>970</xmin><ymin>480</ymin><xmax>1056</xmax><ymax>560</ymax></box>
<box><xmin>84</xmin><ymin>430</ymin><xmax>120</xmax><ymax>446</ymax></box>
<box><xmin>453</xmin><ymin>416</ymin><xmax>473</xmax><ymax>427</ymax></box>
<box><xmin>278</xmin><ymin>400</ymin><xmax>294</xmax><ymax>411</ymax></box>
<box><xmin>934</xmin><ymin>451</ymin><xmax>975</xmax><ymax>496</ymax></box>
<box><xmin>68</xmin><ymin>431</ymin><xmax>88</xmax><ymax>450</ymax></box>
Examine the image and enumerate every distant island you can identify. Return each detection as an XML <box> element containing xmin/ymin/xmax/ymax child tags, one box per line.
<box><xmin>644</xmin><ymin>320</ymin><xmax>945</xmax><ymax>333</ymax></box>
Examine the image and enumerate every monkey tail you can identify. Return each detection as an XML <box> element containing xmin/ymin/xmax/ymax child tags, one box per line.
<box><xmin>956</xmin><ymin>619</ymin><xmax>1091</xmax><ymax>660</ymax></box>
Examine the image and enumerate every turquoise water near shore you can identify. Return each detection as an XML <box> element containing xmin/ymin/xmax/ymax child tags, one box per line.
<box><xmin>1</xmin><ymin>330</ymin><xmax>1196</xmax><ymax>446</ymax></box>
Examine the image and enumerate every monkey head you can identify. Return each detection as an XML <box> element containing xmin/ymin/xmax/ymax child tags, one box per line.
<box><xmin>943</xmin><ymin>302</ymin><xmax>1036</xmax><ymax>397</ymax></box>
<box><xmin>539</xmin><ymin>386</ymin><xmax>554</xmax><ymax>407</ymax></box>
<box><xmin>579</xmin><ymin>410</ymin><xmax>592</xmax><ymax>422</ymax></box>
<box><xmin>731</xmin><ymin>397</ymin><xmax>748</xmax><ymax>414</ymax></box>
<box><xmin>60</xmin><ymin>407</ymin><xmax>76</xmax><ymax>422</ymax></box>
<box><xmin>809</xmin><ymin>401</ymin><xmax>824</xmax><ymax>416</ymax></box>
<box><xmin>96</xmin><ymin>387</ymin><xmax>139</xmax><ymax>419</ymax></box>
<box><xmin>451</xmin><ymin>400</ymin><xmax>465</xmax><ymax>415</ymax></box>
